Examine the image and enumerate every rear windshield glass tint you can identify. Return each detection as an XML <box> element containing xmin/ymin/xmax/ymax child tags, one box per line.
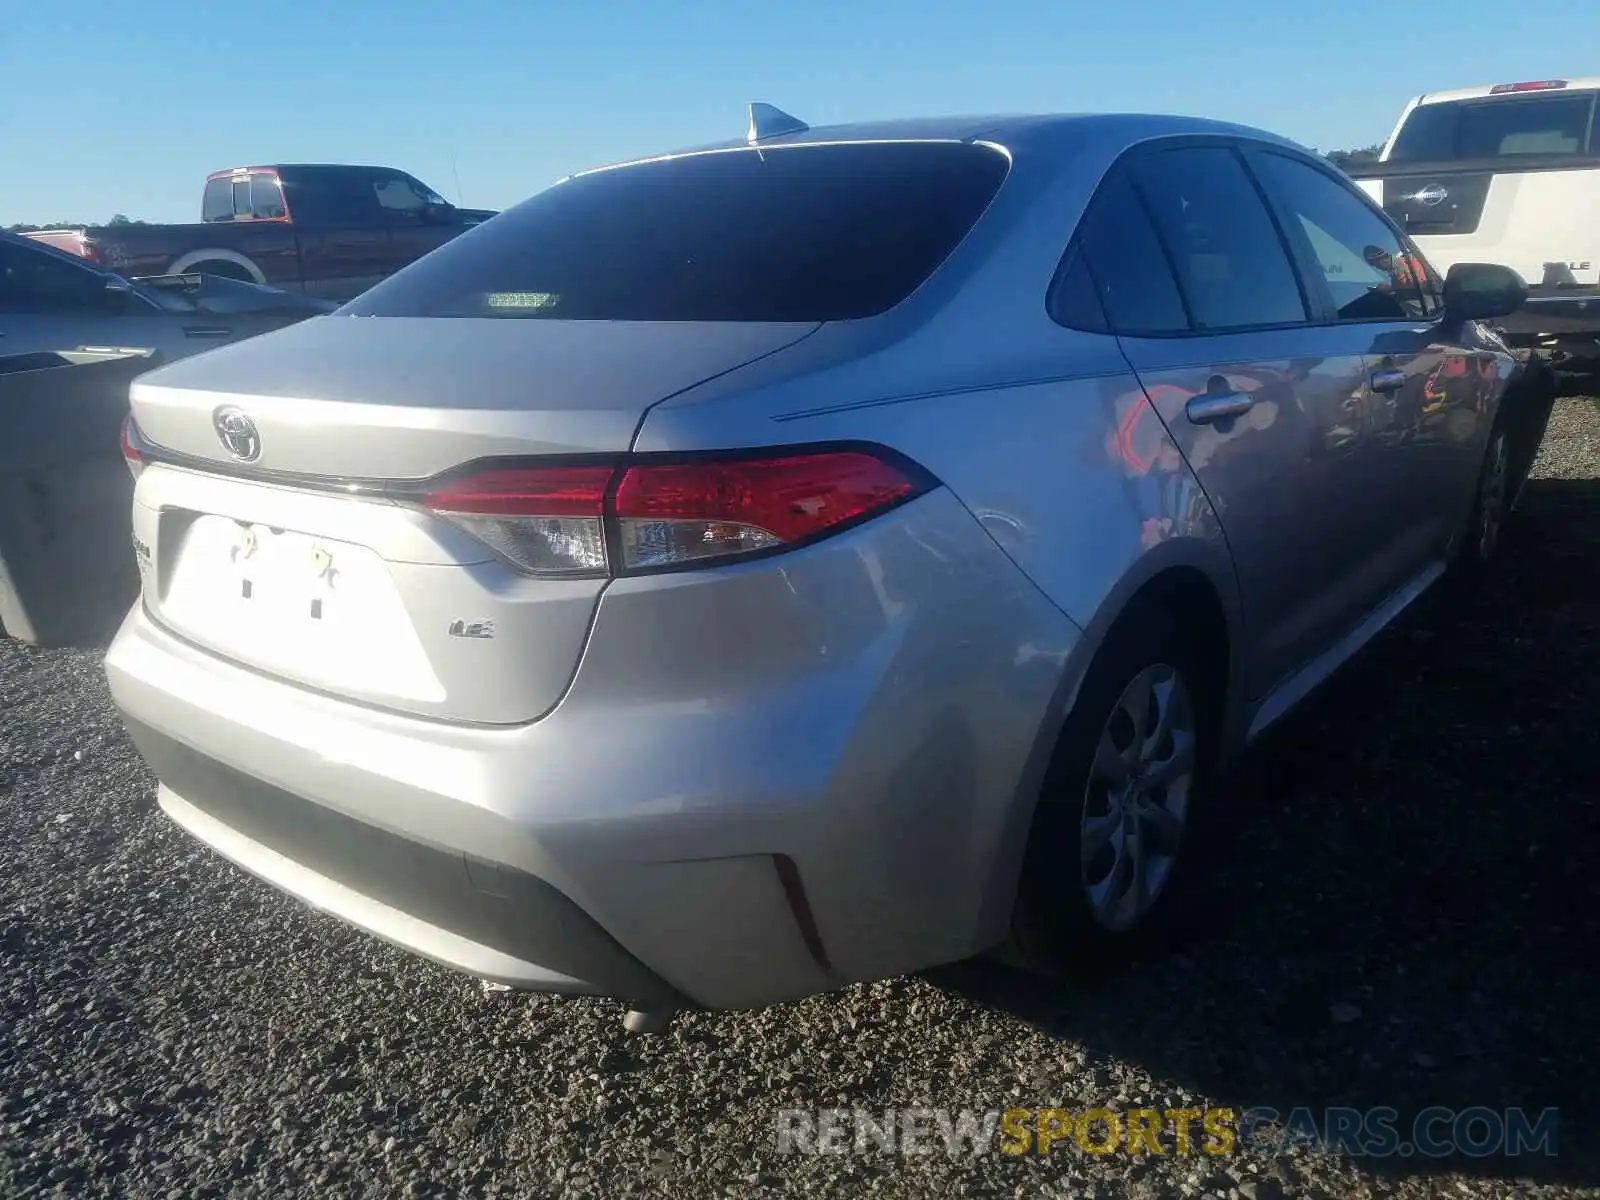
<box><xmin>1388</xmin><ymin>93</ymin><xmax>1596</xmax><ymax>162</ymax></box>
<box><xmin>342</xmin><ymin>142</ymin><xmax>1010</xmax><ymax>322</ymax></box>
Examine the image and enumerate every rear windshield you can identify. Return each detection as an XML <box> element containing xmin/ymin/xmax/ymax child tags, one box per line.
<box><xmin>1387</xmin><ymin>92</ymin><xmax>1596</xmax><ymax>162</ymax></box>
<box><xmin>342</xmin><ymin>142</ymin><xmax>1010</xmax><ymax>322</ymax></box>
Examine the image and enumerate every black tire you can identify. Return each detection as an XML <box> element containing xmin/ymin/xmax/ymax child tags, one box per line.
<box><xmin>1009</xmin><ymin>601</ymin><xmax>1219</xmax><ymax>979</ymax></box>
<box><xmin>181</xmin><ymin>260</ymin><xmax>254</xmax><ymax>282</ymax></box>
<box><xmin>1453</xmin><ymin>419</ymin><xmax>1512</xmax><ymax>577</ymax></box>
<box><xmin>1504</xmin><ymin>361</ymin><xmax>1557</xmax><ymax>511</ymax></box>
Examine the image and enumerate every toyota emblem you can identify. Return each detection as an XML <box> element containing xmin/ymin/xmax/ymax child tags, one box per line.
<box><xmin>213</xmin><ymin>406</ymin><xmax>261</xmax><ymax>463</ymax></box>
<box><xmin>1413</xmin><ymin>184</ymin><xmax>1449</xmax><ymax>207</ymax></box>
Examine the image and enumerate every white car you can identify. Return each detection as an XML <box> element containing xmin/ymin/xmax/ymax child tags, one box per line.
<box><xmin>1347</xmin><ymin>78</ymin><xmax>1600</xmax><ymax>369</ymax></box>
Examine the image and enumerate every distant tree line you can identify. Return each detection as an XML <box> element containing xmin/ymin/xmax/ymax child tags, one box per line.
<box><xmin>1323</xmin><ymin>145</ymin><xmax>1384</xmax><ymax>170</ymax></box>
<box><xmin>4</xmin><ymin>214</ymin><xmax>144</xmax><ymax>233</ymax></box>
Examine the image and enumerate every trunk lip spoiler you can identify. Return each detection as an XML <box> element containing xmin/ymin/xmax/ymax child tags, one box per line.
<box><xmin>124</xmin><ymin>418</ymin><xmax>400</xmax><ymax>499</ymax></box>
<box><xmin>123</xmin><ymin>419</ymin><xmax>936</xmax><ymax>509</ymax></box>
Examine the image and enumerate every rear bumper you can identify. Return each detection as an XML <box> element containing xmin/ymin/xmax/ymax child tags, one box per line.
<box><xmin>126</xmin><ymin>718</ymin><xmax>684</xmax><ymax>1005</ymax></box>
<box><xmin>105</xmin><ymin>487</ymin><xmax>1084</xmax><ymax>1011</ymax></box>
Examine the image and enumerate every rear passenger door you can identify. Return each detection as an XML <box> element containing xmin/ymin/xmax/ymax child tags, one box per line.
<box><xmin>1246</xmin><ymin>147</ymin><xmax>1487</xmax><ymax>578</ymax></box>
<box><xmin>1062</xmin><ymin>143</ymin><xmax>1375</xmax><ymax>701</ymax></box>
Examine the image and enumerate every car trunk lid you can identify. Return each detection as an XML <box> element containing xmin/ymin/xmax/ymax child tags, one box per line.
<box><xmin>128</xmin><ymin>315</ymin><xmax>818</xmax><ymax>724</ymax></box>
<box><xmin>130</xmin><ymin>315</ymin><xmax>818</xmax><ymax>476</ymax></box>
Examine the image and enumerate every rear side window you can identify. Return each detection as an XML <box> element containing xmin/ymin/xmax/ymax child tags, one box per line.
<box><xmin>1388</xmin><ymin>94</ymin><xmax>1596</xmax><ymax>162</ymax></box>
<box><xmin>202</xmin><ymin>179</ymin><xmax>233</xmax><ymax>222</ymax></box>
<box><xmin>1126</xmin><ymin>147</ymin><xmax>1308</xmax><ymax>330</ymax></box>
<box><xmin>249</xmin><ymin>174</ymin><xmax>287</xmax><ymax>219</ymax></box>
<box><xmin>1051</xmin><ymin>165</ymin><xmax>1188</xmax><ymax>335</ymax></box>
<box><xmin>1251</xmin><ymin>152</ymin><xmax>1429</xmax><ymax>321</ymax></box>
<box><xmin>343</xmin><ymin>142</ymin><xmax>1010</xmax><ymax>321</ymax></box>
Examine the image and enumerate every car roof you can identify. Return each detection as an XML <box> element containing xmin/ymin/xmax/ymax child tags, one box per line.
<box><xmin>204</xmin><ymin>164</ymin><xmax>412</xmax><ymax>180</ymax></box>
<box><xmin>576</xmin><ymin>111</ymin><xmax>1312</xmax><ymax>177</ymax></box>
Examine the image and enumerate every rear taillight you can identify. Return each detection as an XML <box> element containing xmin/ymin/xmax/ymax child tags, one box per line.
<box><xmin>120</xmin><ymin>415</ymin><xmax>145</xmax><ymax>480</ymax></box>
<box><xmin>422</xmin><ymin>465</ymin><xmax>613</xmax><ymax>575</ymax></box>
<box><xmin>613</xmin><ymin>451</ymin><xmax>921</xmax><ymax>570</ymax></box>
<box><xmin>421</xmin><ymin>447</ymin><xmax>933</xmax><ymax>577</ymax></box>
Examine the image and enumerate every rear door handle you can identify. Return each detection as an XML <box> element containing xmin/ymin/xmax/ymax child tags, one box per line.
<box><xmin>1370</xmin><ymin>368</ymin><xmax>1406</xmax><ymax>393</ymax></box>
<box><xmin>1185</xmin><ymin>389</ymin><xmax>1255</xmax><ymax>425</ymax></box>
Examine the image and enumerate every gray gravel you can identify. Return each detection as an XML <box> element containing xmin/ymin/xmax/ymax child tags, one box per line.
<box><xmin>3</xmin><ymin>399</ymin><xmax>1598</xmax><ymax>1199</ymax></box>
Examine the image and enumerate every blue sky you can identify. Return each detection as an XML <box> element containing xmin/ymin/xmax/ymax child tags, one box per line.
<box><xmin>2</xmin><ymin>0</ymin><xmax>1597</xmax><ymax>225</ymax></box>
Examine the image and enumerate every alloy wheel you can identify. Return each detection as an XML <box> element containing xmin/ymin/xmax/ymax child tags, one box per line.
<box><xmin>1080</xmin><ymin>663</ymin><xmax>1196</xmax><ymax>933</ymax></box>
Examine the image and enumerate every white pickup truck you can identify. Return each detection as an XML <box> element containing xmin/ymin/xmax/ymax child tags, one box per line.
<box><xmin>1346</xmin><ymin>77</ymin><xmax>1600</xmax><ymax>371</ymax></box>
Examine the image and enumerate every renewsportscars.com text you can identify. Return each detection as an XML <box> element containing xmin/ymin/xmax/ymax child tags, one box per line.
<box><xmin>774</xmin><ymin>1105</ymin><xmax>1560</xmax><ymax>1159</ymax></box>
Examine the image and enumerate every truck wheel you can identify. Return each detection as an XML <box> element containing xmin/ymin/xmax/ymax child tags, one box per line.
<box><xmin>181</xmin><ymin>260</ymin><xmax>253</xmax><ymax>282</ymax></box>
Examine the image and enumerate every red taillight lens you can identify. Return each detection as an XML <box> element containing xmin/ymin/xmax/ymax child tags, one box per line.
<box><xmin>420</xmin><ymin>449</ymin><xmax>931</xmax><ymax>576</ymax></box>
<box><xmin>120</xmin><ymin>415</ymin><xmax>144</xmax><ymax>479</ymax></box>
<box><xmin>423</xmin><ymin>465</ymin><xmax>613</xmax><ymax>575</ymax></box>
<box><xmin>422</xmin><ymin>465</ymin><xmax>612</xmax><ymax>517</ymax></box>
<box><xmin>613</xmin><ymin>451</ymin><xmax>922</xmax><ymax>570</ymax></box>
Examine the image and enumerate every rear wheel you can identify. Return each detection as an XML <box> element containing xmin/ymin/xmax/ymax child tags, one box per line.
<box><xmin>1504</xmin><ymin>359</ymin><xmax>1558</xmax><ymax>511</ymax></box>
<box><xmin>1456</xmin><ymin>423</ymin><xmax>1511</xmax><ymax>572</ymax></box>
<box><xmin>1010</xmin><ymin>604</ymin><xmax>1216</xmax><ymax>976</ymax></box>
<box><xmin>180</xmin><ymin>260</ymin><xmax>254</xmax><ymax>282</ymax></box>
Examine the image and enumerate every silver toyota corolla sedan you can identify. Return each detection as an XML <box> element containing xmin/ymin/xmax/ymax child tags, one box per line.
<box><xmin>106</xmin><ymin>106</ymin><xmax>1550</xmax><ymax>1031</ymax></box>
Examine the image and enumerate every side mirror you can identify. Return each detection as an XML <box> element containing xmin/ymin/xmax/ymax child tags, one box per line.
<box><xmin>1442</xmin><ymin>262</ymin><xmax>1527</xmax><ymax>322</ymax></box>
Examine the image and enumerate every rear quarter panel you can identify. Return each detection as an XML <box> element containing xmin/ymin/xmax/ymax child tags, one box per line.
<box><xmin>636</xmin><ymin>332</ymin><xmax>1240</xmax><ymax>652</ymax></box>
<box><xmin>633</xmin><ymin>325</ymin><xmax>1250</xmax><ymax>941</ymax></box>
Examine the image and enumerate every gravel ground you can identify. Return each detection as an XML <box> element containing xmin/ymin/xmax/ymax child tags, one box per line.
<box><xmin>3</xmin><ymin>398</ymin><xmax>1598</xmax><ymax>1200</ymax></box>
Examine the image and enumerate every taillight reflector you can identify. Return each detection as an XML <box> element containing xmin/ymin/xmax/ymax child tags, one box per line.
<box><xmin>422</xmin><ymin>448</ymin><xmax>933</xmax><ymax>576</ymax></box>
<box><xmin>1489</xmin><ymin>80</ymin><xmax>1567</xmax><ymax>93</ymax></box>
<box><xmin>120</xmin><ymin>415</ymin><xmax>145</xmax><ymax>479</ymax></box>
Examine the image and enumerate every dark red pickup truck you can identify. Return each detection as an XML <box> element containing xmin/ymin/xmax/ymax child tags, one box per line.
<box><xmin>25</xmin><ymin>164</ymin><xmax>497</xmax><ymax>304</ymax></box>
